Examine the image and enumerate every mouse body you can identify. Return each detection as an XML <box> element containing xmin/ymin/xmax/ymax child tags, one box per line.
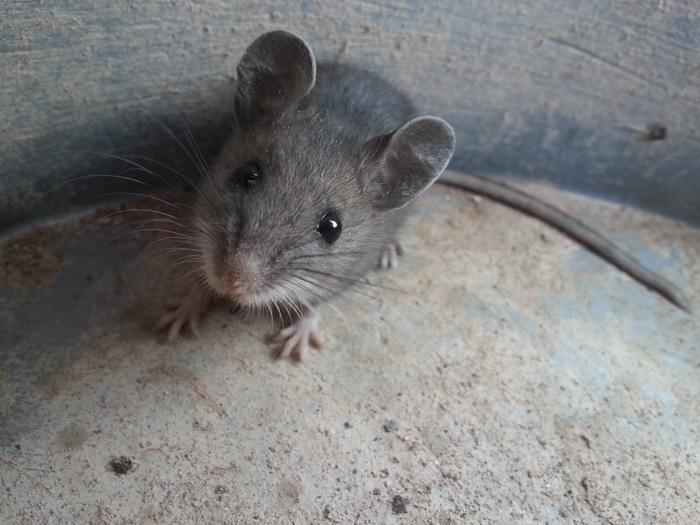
<box><xmin>156</xmin><ymin>30</ymin><xmax>456</xmax><ymax>360</ymax></box>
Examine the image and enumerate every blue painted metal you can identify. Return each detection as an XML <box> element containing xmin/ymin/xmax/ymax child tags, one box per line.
<box><xmin>2</xmin><ymin>1</ymin><xmax>699</xmax><ymax>228</ymax></box>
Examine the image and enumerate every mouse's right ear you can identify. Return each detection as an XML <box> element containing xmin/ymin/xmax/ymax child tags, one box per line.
<box><xmin>234</xmin><ymin>30</ymin><xmax>316</xmax><ymax>127</ymax></box>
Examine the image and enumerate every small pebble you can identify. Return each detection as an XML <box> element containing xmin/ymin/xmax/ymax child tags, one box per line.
<box><xmin>391</xmin><ymin>494</ymin><xmax>408</xmax><ymax>514</ymax></box>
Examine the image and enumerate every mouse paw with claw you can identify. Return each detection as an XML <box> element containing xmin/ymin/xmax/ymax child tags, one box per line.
<box><xmin>378</xmin><ymin>240</ymin><xmax>404</xmax><ymax>269</ymax></box>
<box><xmin>157</xmin><ymin>290</ymin><xmax>210</xmax><ymax>342</ymax></box>
<box><xmin>270</xmin><ymin>309</ymin><xmax>321</xmax><ymax>362</ymax></box>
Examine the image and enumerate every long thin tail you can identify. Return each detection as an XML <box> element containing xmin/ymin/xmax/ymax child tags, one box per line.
<box><xmin>438</xmin><ymin>171</ymin><xmax>692</xmax><ymax>313</ymax></box>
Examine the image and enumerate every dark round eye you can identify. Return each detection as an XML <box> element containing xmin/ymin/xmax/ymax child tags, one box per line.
<box><xmin>233</xmin><ymin>161</ymin><xmax>263</xmax><ymax>189</ymax></box>
<box><xmin>317</xmin><ymin>211</ymin><xmax>342</xmax><ymax>245</ymax></box>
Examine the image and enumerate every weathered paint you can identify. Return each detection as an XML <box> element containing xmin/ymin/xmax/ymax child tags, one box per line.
<box><xmin>2</xmin><ymin>1</ymin><xmax>700</xmax><ymax>229</ymax></box>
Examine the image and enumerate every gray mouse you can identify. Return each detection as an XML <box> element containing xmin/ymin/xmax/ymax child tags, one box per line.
<box><xmin>156</xmin><ymin>30</ymin><xmax>689</xmax><ymax>361</ymax></box>
<box><xmin>156</xmin><ymin>30</ymin><xmax>455</xmax><ymax>360</ymax></box>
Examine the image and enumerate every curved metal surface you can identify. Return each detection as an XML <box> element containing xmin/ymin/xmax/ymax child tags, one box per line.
<box><xmin>2</xmin><ymin>1</ymin><xmax>699</xmax><ymax>228</ymax></box>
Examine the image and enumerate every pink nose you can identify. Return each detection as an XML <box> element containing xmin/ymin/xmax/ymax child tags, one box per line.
<box><xmin>219</xmin><ymin>253</ymin><xmax>262</xmax><ymax>299</ymax></box>
<box><xmin>221</xmin><ymin>273</ymin><xmax>252</xmax><ymax>297</ymax></box>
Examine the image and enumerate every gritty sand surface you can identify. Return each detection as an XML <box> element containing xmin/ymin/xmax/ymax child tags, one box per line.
<box><xmin>1</xmin><ymin>178</ymin><xmax>699</xmax><ymax>524</ymax></box>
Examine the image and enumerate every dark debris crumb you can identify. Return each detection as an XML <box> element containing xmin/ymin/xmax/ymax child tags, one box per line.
<box><xmin>343</xmin><ymin>421</ymin><xmax>352</xmax><ymax>429</ymax></box>
<box><xmin>372</xmin><ymin>487</ymin><xmax>381</xmax><ymax>496</ymax></box>
<box><xmin>391</xmin><ymin>494</ymin><xmax>408</xmax><ymax>514</ymax></box>
<box><xmin>383</xmin><ymin>420</ymin><xmax>399</xmax><ymax>433</ymax></box>
<box><xmin>214</xmin><ymin>485</ymin><xmax>228</xmax><ymax>495</ymax></box>
<box><xmin>646</xmin><ymin>123</ymin><xmax>667</xmax><ymax>141</ymax></box>
<box><xmin>109</xmin><ymin>456</ymin><xmax>135</xmax><ymax>475</ymax></box>
<box><xmin>580</xmin><ymin>434</ymin><xmax>592</xmax><ymax>449</ymax></box>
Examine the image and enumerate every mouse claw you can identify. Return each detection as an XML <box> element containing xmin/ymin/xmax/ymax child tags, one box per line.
<box><xmin>378</xmin><ymin>240</ymin><xmax>404</xmax><ymax>270</ymax></box>
<box><xmin>157</xmin><ymin>290</ymin><xmax>210</xmax><ymax>342</ymax></box>
<box><xmin>270</xmin><ymin>309</ymin><xmax>321</xmax><ymax>362</ymax></box>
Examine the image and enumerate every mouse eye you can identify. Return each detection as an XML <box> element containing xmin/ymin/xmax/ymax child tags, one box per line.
<box><xmin>317</xmin><ymin>211</ymin><xmax>342</xmax><ymax>245</ymax></box>
<box><xmin>233</xmin><ymin>161</ymin><xmax>263</xmax><ymax>189</ymax></box>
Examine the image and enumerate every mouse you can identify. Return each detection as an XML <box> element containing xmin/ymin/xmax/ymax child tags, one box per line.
<box><xmin>155</xmin><ymin>29</ymin><xmax>455</xmax><ymax>361</ymax></box>
<box><xmin>154</xmin><ymin>30</ymin><xmax>690</xmax><ymax>362</ymax></box>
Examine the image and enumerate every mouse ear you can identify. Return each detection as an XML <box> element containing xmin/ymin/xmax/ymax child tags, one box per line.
<box><xmin>363</xmin><ymin>117</ymin><xmax>456</xmax><ymax>211</ymax></box>
<box><xmin>234</xmin><ymin>30</ymin><xmax>316</xmax><ymax>127</ymax></box>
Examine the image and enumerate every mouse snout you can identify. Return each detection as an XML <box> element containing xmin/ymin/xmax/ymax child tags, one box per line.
<box><xmin>219</xmin><ymin>252</ymin><xmax>264</xmax><ymax>301</ymax></box>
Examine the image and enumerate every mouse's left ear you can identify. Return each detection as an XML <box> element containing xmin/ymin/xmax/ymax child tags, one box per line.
<box><xmin>235</xmin><ymin>30</ymin><xmax>316</xmax><ymax>127</ymax></box>
<box><xmin>362</xmin><ymin>117</ymin><xmax>456</xmax><ymax>211</ymax></box>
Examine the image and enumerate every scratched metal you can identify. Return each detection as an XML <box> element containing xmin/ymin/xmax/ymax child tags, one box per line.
<box><xmin>1</xmin><ymin>1</ymin><xmax>700</xmax><ymax>230</ymax></box>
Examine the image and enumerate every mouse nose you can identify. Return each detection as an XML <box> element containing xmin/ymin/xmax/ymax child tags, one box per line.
<box><xmin>219</xmin><ymin>252</ymin><xmax>263</xmax><ymax>300</ymax></box>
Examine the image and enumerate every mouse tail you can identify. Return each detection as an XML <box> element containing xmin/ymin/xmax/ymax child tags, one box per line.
<box><xmin>438</xmin><ymin>171</ymin><xmax>692</xmax><ymax>313</ymax></box>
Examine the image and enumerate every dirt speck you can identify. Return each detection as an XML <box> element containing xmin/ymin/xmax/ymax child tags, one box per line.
<box><xmin>391</xmin><ymin>494</ymin><xmax>408</xmax><ymax>514</ymax></box>
<box><xmin>109</xmin><ymin>456</ymin><xmax>135</xmax><ymax>475</ymax></box>
<box><xmin>383</xmin><ymin>420</ymin><xmax>399</xmax><ymax>433</ymax></box>
<box><xmin>580</xmin><ymin>434</ymin><xmax>592</xmax><ymax>449</ymax></box>
<box><xmin>645</xmin><ymin>123</ymin><xmax>667</xmax><ymax>141</ymax></box>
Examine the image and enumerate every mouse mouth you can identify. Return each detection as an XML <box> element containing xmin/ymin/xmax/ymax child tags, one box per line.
<box><xmin>219</xmin><ymin>272</ymin><xmax>311</xmax><ymax>313</ymax></box>
<box><xmin>217</xmin><ymin>267</ymin><xmax>264</xmax><ymax>303</ymax></box>
<box><xmin>233</xmin><ymin>282</ymin><xmax>310</xmax><ymax>316</ymax></box>
<box><xmin>203</xmin><ymin>249</ymin><xmax>310</xmax><ymax>312</ymax></box>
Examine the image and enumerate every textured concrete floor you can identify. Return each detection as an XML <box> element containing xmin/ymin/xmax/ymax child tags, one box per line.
<box><xmin>1</xmin><ymin>179</ymin><xmax>699</xmax><ymax>524</ymax></box>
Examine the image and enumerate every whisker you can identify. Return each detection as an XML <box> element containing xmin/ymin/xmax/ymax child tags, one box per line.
<box><xmin>279</xmin><ymin>223</ymin><xmax>323</xmax><ymax>253</ymax></box>
<box><xmin>85</xmin><ymin>147</ymin><xmax>222</xmax><ymax>221</ymax></box>
<box><xmin>293</xmin><ymin>267</ymin><xmax>414</xmax><ymax>298</ymax></box>
<box><xmin>290</xmin><ymin>250</ymin><xmax>375</xmax><ymax>261</ymax></box>
<box><xmin>42</xmin><ymin>172</ymin><xmax>151</xmax><ymax>197</ymax></box>
<box><xmin>179</xmin><ymin>116</ymin><xmax>225</xmax><ymax>203</ymax></box>
<box><xmin>104</xmin><ymin>226</ymin><xmax>194</xmax><ymax>248</ymax></box>
<box><xmin>291</xmin><ymin>271</ymin><xmax>412</xmax><ymax>345</ymax></box>
<box><xmin>151</xmin><ymin>117</ymin><xmax>224</xmax><ymax>218</ymax></box>
<box><xmin>176</xmin><ymin>268</ymin><xmax>209</xmax><ymax>292</ymax></box>
<box><xmin>163</xmin><ymin>257</ymin><xmax>205</xmax><ymax>283</ymax></box>
<box><xmin>279</xmin><ymin>284</ymin><xmax>304</xmax><ymax>319</ymax></box>
<box><xmin>94</xmin><ymin>206</ymin><xmax>184</xmax><ymax>224</ymax></box>
<box><xmin>135</xmin><ymin>236</ymin><xmax>201</xmax><ymax>267</ymax></box>
<box><xmin>291</xmin><ymin>272</ymin><xmax>379</xmax><ymax>310</ymax></box>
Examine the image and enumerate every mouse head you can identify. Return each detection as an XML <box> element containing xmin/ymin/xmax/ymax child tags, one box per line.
<box><xmin>193</xmin><ymin>30</ymin><xmax>455</xmax><ymax>311</ymax></box>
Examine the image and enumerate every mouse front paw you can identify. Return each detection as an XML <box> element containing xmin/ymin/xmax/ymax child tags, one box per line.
<box><xmin>378</xmin><ymin>240</ymin><xmax>404</xmax><ymax>270</ymax></box>
<box><xmin>157</xmin><ymin>290</ymin><xmax>210</xmax><ymax>342</ymax></box>
<box><xmin>269</xmin><ymin>309</ymin><xmax>321</xmax><ymax>362</ymax></box>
